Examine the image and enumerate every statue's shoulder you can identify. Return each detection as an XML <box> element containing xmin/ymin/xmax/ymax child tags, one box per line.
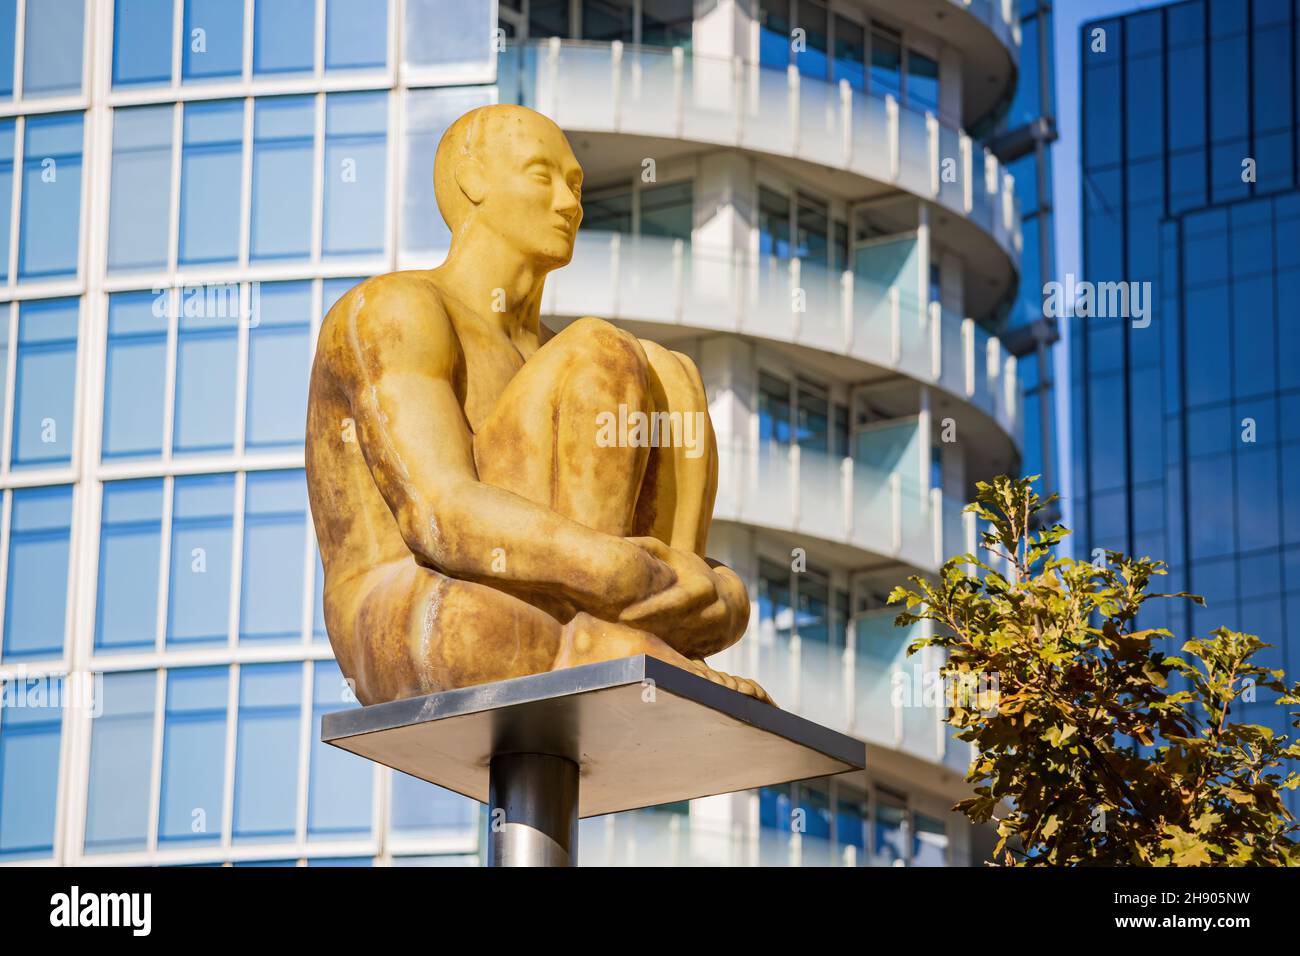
<box><xmin>318</xmin><ymin>271</ymin><xmax>459</xmax><ymax>377</ymax></box>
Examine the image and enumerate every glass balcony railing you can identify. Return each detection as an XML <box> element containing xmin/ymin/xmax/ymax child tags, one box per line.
<box><xmin>544</xmin><ymin>231</ymin><xmax>1022</xmax><ymax>443</ymax></box>
<box><xmin>499</xmin><ymin>39</ymin><xmax>1022</xmax><ymax>263</ymax></box>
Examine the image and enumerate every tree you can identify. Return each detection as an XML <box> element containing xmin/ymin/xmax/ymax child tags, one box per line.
<box><xmin>889</xmin><ymin>475</ymin><xmax>1300</xmax><ymax>866</ymax></box>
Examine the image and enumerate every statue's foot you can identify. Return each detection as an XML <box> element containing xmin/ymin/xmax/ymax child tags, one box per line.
<box><xmin>683</xmin><ymin>659</ymin><xmax>774</xmax><ymax>706</ymax></box>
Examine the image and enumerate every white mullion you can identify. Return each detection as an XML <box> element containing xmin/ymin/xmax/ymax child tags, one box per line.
<box><xmin>221</xmin><ymin>660</ymin><xmax>239</xmax><ymax>850</ymax></box>
<box><xmin>11</xmin><ymin>0</ymin><xmax>24</xmax><ymax>103</ymax></box>
<box><xmin>87</xmin><ymin>639</ymin><xmax>335</xmax><ymax>676</ymax></box>
<box><xmin>161</xmin><ymin>288</ymin><xmax>179</xmax><ymax>461</ymax></box>
<box><xmin>166</xmin><ymin>100</ymin><xmax>182</xmax><ymax>278</ymax></box>
<box><xmin>295</xmin><ymin>658</ymin><xmax>312</xmax><ymax>846</ymax></box>
<box><xmin>227</xmin><ymin>470</ymin><xmax>247</xmax><ymax>648</ymax></box>
<box><xmin>237</xmin><ymin>97</ymin><xmax>253</xmax><ymax>270</ymax></box>
<box><xmin>1</xmin><ymin>302</ymin><xmax>17</xmax><ymax>473</ymax></box>
<box><xmin>314</xmin><ymin>0</ymin><xmax>326</xmax><ymax>79</ymax></box>
<box><xmin>0</xmin><ymin>490</ymin><xmax>10</xmax><ymax>655</ymax></box>
<box><xmin>7</xmin><ymin>118</ymin><xmax>23</xmax><ymax>294</ymax></box>
<box><xmin>385</xmin><ymin>86</ymin><xmax>398</xmax><ymax>268</ymax></box>
<box><xmin>243</xmin><ymin>0</ymin><xmax>255</xmax><ymax>83</ymax></box>
<box><xmin>233</xmin><ymin>284</ymin><xmax>251</xmax><ymax>454</ymax></box>
<box><xmin>154</xmin><ymin>475</ymin><xmax>175</xmax><ymax>652</ymax></box>
<box><xmin>171</xmin><ymin>0</ymin><xmax>184</xmax><ymax>90</ymax></box>
<box><xmin>145</xmin><ymin>666</ymin><xmax>166</xmax><ymax>852</ymax></box>
<box><xmin>310</xmin><ymin>92</ymin><xmax>324</xmax><ymax>263</ymax></box>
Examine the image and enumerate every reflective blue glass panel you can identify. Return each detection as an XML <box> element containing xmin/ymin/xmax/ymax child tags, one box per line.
<box><xmin>325</xmin><ymin>0</ymin><xmax>387</xmax><ymax>71</ymax></box>
<box><xmin>158</xmin><ymin>666</ymin><xmax>227</xmax><ymax>846</ymax></box>
<box><xmin>179</xmin><ymin>100</ymin><xmax>242</xmax><ymax>265</ymax></box>
<box><xmin>404</xmin><ymin>0</ymin><xmax>492</xmax><ymax>71</ymax></box>
<box><xmin>166</xmin><ymin>474</ymin><xmax>235</xmax><ymax>647</ymax></box>
<box><xmin>114</xmin><ymin>0</ymin><xmax>174</xmax><ymax>87</ymax></box>
<box><xmin>103</xmin><ymin>291</ymin><xmax>167</xmax><ymax>460</ymax></box>
<box><xmin>84</xmin><ymin>671</ymin><xmax>156</xmax><ymax>853</ymax></box>
<box><xmin>240</xmin><ymin>470</ymin><xmax>307</xmax><ymax>642</ymax></box>
<box><xmin>12</xmin><ymin>297</ymin><xmax>78</xmax><ymax>468</ymax></box>
<box><xmin>183</xmin><ymin>0</ymin><xmax>244</xmax><ymax>82</ymax></box>
<box><xmin>251</xmin><ymin>96</ymin><xmax>314</xmax><ymax>261</ymax></box>
<box><xmin>389</xmin><ymin>772</ymin><xmax>477</xmax><ymax>837</ymax></box>
<box><xmin>22</xmin><ymin>0</ymin><xmax>83</xmax><ymax>96</ymax></box>
<box><xmin>0</xmin><ymin>0</ymin><xmax>15</xmax><ymax>99</ymax></box>
<box><xmin>108</xmin><ymin>105</ymin><xmax>173</xmax><ymax>271</ymax></box>
<box><xmin>253</xmin><ymin>0</ymin><xmax>315</xmax><ymax>76</ymax></box>
<box><xmin>173</xmin><ymin>284</ymin><xmax>238</xmax><ymax>455</ymax></box>
<box><xmin>95</xmin><ymin>479</ymin><xmax>163</xmax><ymax>653</ymax></box>
<box><xmin>0</xmin><ymin>676</ymin><xmax>62</xmax><ymax>859</ymax></box>
<box><xmin>308</xmin><ymin>659</ymin><xmax>371</xmax><ymax>839</ymax></box>
<box><xmin>246</xmin><ymin>281</ymin><xmax>310</xmax><ymax>450</ymax></box>
<box><xmin>233</xmin><ymin>662</ymin><xmax>301</xmax><ymax>842</ymax></box>
<box><xmin>18</xmin><ymin>112</ymin><xmax>83</xmax><ymax>279</ymax></box>
<box><xmin>324</xmin><ymin>91</ymin><xmax>387</xmax><ymax>257</ymax></box>
<box><xmin>0</xmin><ymin>119</ymin><xmax>13</xmax><ymax>281</ymax></box>
<box><xmin>2</xmin><ymin>486</ymin><xmax>72</xmax><ymax>659</ymax></box>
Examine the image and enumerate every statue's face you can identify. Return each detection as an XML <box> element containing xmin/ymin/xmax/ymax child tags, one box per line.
<box><xmin>475</xmin><ymin>113</ymin><xmax>583</xmax><ymax>268</ymax></box>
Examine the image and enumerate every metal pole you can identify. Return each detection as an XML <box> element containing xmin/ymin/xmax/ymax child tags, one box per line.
<box><xmin>487</xmin><ymin>752</ymin><xmax>579</xmax><ymax>867</ymax></box>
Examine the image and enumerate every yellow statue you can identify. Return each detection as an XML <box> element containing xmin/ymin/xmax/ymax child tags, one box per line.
<box><xmin>306</xmin><ymin>104</ymin><xmax>769</xmax><ymax>706</ymax></box>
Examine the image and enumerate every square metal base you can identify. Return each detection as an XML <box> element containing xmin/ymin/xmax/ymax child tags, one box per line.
<box><xmin>322</xmin><ymin>655</ymin><xmax>866</xmax><ymax>817</ymax></box>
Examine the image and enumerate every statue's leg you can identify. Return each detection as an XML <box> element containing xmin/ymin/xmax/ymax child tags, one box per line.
<box><xmin>473</xmin><ymin>318</ymin><xmax>768</xmax><ymax>701</ymax></box>
<box><xmin>632</xmin><ymin>341</ymin><xmax>718</xmax><ymax>556</ymax></box>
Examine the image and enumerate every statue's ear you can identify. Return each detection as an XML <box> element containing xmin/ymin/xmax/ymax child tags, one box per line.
<box><xmin>454</xmin><ymin>158</ymin><xmax>488</xmax><ymax>207</ymax></box>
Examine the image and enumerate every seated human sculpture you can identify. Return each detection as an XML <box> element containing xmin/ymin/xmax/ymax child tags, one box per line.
<box><xmin>305</xmin><ymin>103</ymin><xmax>769</xmax><ymax>706</ymax></box>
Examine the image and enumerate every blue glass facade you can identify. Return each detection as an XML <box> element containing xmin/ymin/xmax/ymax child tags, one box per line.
<box><xmin>1076</xmin><ymin>0</ymin><xmax>1300</xmax><ymax>815</ymax></box>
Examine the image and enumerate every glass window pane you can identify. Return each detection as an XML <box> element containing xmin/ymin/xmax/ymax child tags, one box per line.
<box><xmin>870</xmin><ymin>28</ymin><xmax>901</xmax><ymax>97</ymax></box>
<box><xmin>404</xmin><ymin>0</ymin><xmax>492</xmax><ymax>74</ymax></box>
<box><xmin>308</xmin><ymin>659</ymin><xmax>371</xmax><ymax>840</ymax></box>
<box><xmin>401</xmin><ymin>86</ymin><xmax>492</xmax><ymax>254</ymax></box>
<box><xmin>642</xmin><ymin>0</ymin><xmax>692</xmax><ymax>49</ymax></box>
<box><xmin>183</xmin><ymin>0</ymin><xmax>244</xmax><ymax>82</ymax></box>
<box><xmin>114</xmin><ymin>0</ymin><xmax>174</xmax><ymax>87</ymax></box>
<box><xmin>18</xmin><ymin>112</ymin><xmax>83</xmax><ymax>279</ymax></box>
<box><xmin>324</xmin><ymin>91</ymin><xmax>387</xmax><ymax>257</ymax></box>
<box><xmin>84</xmin><ymin>671</ymin><xmax>156</xmax><ymax>854</ymax></box>
<box><xmin>326</xmin><ymin>0</ymin><xmax>387</xmax><ymax>71</ymax></box>
<box><xmin>108</xmin><ymin>105</ymin><xmax>173</xmax><ymax>271</ymax></box>
<box><xmin>253</xmin><ymin>0</ymin><xmax>315</xmax><ymax>76</ymax></box>
<box><xmin>180</xmin><ymin>100</ymin><xmax>243</xmax><ymax>265</ymax></box>
<box><xmin>95</xmin><ymin>478</ymin><xmax>163</xmax><ymax>653</ymax></box>
<box><xmin>173</xmin><ymin>285</ymin><xmax>239</xmax><ymax>455</ymax></box>
<box><xmin>3</xmin><ymin>486</ymin><xmax>73</xmax><ymax>660</ymax></box>
<box><xmin>640</xmin><ymin>180</ymin><xmax>692</xmax><ymax>240</ymax></box>
<box><xmin>240</xmin><ymin>470</ymin><xmax>307</xmax><ymax>642</ymax></box>
<box><xmin>158</xmin><ymin>666</ymin><xmax>227</xmax><ymax>846</ymax></box>
<box><xmin>246</xmin><ymin>281</ymin><xmax>311</xmax><ymax>450</ymax></box>
<box><xmin>0</xmin><ymin>676</ymin><xmax>62</xmax><ymax>859</ymax></box>
<box><xmin>234</xmin><ymin>662</ymin><xmax>301</xmax><ymax>842</ymax></box>
<box><xmin>22</xmin><ymin>0</ymin><xmax>83</xmax><ymax>96</ymax></box>
<box><xmin>0</xmin><ymin>119</ymin><xmax>13</xmax><ymax>281</ymax></box>
<box><xmin>907</xmin><ymin>49</ymin><xmax>939</xmax><ymax>112</ymax></box>
<box><xmin>167</xmin><ymin>474</ymin><xmax>235</xmax><ymax>647</ymax></box>
<box><xmin>103</xmin><ymin>291</ymin><xmax>168</xmax><ymax>459</ymax></box>
<box><xmin>0</xmin><ymin>0</ymin><xmax>15</xmax><ymax>99</ymax></box>
<box><xmin>251</xmin><ymin>95</ymin><xmax>314</xmax><ymax>261</ymax></box>
<box><xmin>13</xmin><ymin>297</ymin><xmax>78</xmax><ymax>469</ymax></box>
<box><xmin>390</xmin><ymin>772</ymin><xmax>478</xmax><ymax>838</ymax></box>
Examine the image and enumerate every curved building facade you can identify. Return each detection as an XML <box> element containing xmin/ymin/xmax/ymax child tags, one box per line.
<box><xmin>0</xmin><ymin>0</ymin><xmax>1047</xmax><ymax>867</ymax></box>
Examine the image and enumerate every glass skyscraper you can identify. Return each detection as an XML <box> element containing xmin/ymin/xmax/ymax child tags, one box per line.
<box><xmin>0</xmin><ymin>0</ymin><xmax>1049</xmax><ymax>866</ymax></box>
<box><xmin>1075</xmin><ymin>0</ymin><xmax>1300</xmax><ymax>814</ymax></box>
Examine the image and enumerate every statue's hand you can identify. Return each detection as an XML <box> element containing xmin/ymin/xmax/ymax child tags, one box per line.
<box><xmin>617</xmin><ymin>538</ymin><xmax>742</xmax><ymax>657</ymax></box>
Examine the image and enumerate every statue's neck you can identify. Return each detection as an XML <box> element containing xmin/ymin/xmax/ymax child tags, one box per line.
<box><xmin>434</xmin><ymin>232</ymin><xmax>546</xmax><ymax>339</ymax></box>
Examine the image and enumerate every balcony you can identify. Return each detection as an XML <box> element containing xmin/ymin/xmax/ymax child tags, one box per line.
<box><xmin>712</xmin><ymin>608</ymin><xmax>973</xmax><ymax>775</ymax></box>
<box><xmin>499</xmin><ymin>39</ymin><xmax>1022</xmax><ymax>269</ymax></box>
<box><xmin>543</xmin><ymin>231</ymin><xmax>1023</xmax><ymax>444</ymax></box>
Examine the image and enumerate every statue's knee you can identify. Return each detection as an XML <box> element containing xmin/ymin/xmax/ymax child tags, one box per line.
<box><xmin>556</xmin><ymin>317</ymin><xmax>650</xmax><ymax>400</ymax></box>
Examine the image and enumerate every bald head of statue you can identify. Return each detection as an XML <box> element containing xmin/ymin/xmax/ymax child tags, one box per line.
<box><xmin>433</xmin><ymin>104</ymin><xmax>584</xmax><ymax>269</ymax></box>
